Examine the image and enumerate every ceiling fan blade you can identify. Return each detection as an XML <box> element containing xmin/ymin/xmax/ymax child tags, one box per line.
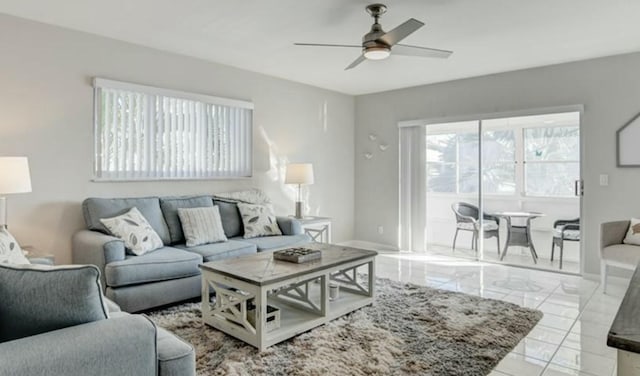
<box><xmin>393</xmin><ymin>44</ymin><xmax>453</xmax><ymax>59</ymax></box>
<box><xmin>345</xmin><ymin>55</ymin><xmax>366</xmax><ymax>70</ymax></box>
<box><xmin>378</xmin><ymin>18</ymin><xmax>424</xmax><ymax>46</ymax></box>
<box><xmin>294</xmin><ymin>43</ymin><xmax>362</xmax><ymax>48</ymax></box>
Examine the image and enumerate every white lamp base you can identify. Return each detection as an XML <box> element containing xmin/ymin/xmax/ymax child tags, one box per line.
<box><xmin>294</xmin><ymin>201</ymin><xmax>304</xmax><ymax>219</ymax></box>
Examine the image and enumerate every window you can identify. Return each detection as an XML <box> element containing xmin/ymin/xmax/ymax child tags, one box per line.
<box><xmin>425</xmin><ymin>112</ymin><xmax>579</xmax><ymax>197</ymax></box>
<box><xmin>524</xmin><ymin>126</ymin><xmax>579</xmax><ymax>197</ymax></box>
<box><xmin>426</xmin><ymin>123</ymin><xmax>516</xmax><ymax>194</ymax></box>
<box><xmin>93</xmin><ymin>78</ymin><xmax>253</xmax><ymax>180</ymax></box>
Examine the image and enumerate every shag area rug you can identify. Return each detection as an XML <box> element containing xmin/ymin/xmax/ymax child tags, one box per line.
<box><xmin>148</xmin><ymin>278</ymin><xmax>542</xmax><ymax>376</ymax></box>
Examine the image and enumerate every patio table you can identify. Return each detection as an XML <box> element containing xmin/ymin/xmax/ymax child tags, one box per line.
<box><xmin>492</xmin><ymin>211</ymin><xmax>545</xmax><ymax>264</ymax></box>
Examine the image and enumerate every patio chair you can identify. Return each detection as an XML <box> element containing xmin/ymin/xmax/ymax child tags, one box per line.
<box><xmin>550</xmin><ymin>218</ymin><xmax>580</xmax><ymax>270</ymax></box>
<box><xmin>451</xmin><ymin>202</ymin><xmax>500</xmax><ymax>253</ymax></box>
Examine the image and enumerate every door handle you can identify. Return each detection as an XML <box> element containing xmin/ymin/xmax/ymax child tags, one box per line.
<box><xmin>574</xmin><ymin>180</ymin><xmax>583</xmax><ymax>196</ymax></box>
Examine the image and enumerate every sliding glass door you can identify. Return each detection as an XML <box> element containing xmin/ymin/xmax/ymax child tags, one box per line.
<box><xmin>421</xmin><ymin>111</ymin><xmax>581</xmax><ymax>273</ymax></box>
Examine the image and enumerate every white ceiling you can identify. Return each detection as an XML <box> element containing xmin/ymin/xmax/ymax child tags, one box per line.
<box><xmin>2</xmin><ymin>0</ymin><xmax>640</xmax><ymax>95</ymax></box>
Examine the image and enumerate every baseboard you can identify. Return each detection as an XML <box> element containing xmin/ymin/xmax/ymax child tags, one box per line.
<box><xmin>337</xmin><ymin>240</ymin><xmax>400</xmax><ymax>252</ymax></box>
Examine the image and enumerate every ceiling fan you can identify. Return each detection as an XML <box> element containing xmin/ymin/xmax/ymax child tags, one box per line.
<box><xmin>295</xmin><ymin>3</ymin><xmax>453</xmax><ymax>70</ymax></box>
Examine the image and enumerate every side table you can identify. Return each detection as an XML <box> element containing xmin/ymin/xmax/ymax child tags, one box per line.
<box><xmin>295</xmin><ymin>216</ymin><xmax>332</xmax><ymax>243</ymax></box>
<box><xmin>22</xmin><ymin>245</ymin><xmax>55</xmax><ymax>265</ymax></box>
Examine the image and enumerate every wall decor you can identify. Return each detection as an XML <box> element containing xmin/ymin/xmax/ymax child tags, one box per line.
<box><xmin>379</xmin><ymin>143</ymin><xmax>389</xmax><ymax>151</ymax></box>
<box><xmin>368</xmin><ymin>134</ymin><xmax>377</xmax><ymax>141</ymax></box>
<box><xmin>364</xmin><ymin>152</ymin><xmax>373</xmax><ymax>160</ymax></box>
<box><xmin>617</xmin><ymin>111</ymin><xmax>640</xmax><ymax>167</ymax></box>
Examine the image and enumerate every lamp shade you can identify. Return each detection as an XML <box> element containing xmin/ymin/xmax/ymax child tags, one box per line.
<box><xmin>285</xmin><ymin>163</ymin><xmax>314</xmax><ymax>185</ymax></box>
<box><xmin>0</xmin><ymin>157</ymin><xmax>32</xmax><ymax>194</ymax></box>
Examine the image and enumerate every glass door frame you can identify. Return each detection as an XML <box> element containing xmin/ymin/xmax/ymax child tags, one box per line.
<box><xmin>407</xmin><ymin>105</ymin><xmax>584</xmax><ymax>275</ymax></box>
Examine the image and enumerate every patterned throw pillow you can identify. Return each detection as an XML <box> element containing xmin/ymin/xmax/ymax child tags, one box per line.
<box><xmin>237</xmin><ymin>203</ymin><xmax>282</xmax><ymax>239</ymax></box>
<box><xmin>0</xmin><ymin>228</ymin><xmax>30</xmax><ymax>265</ymax></box>
<box><xmin>178</xmin><ymin>206</ymin><xmax>228</xmax><ymax>247</ymax></box>
<box><xmin>100</xmin><ymin>207</ymin><xmax>164</xmax><ymax>255</ymax></box>
<box><xmin>623</xmin><ymin>218</ymin><xmax>640</xmax><ymax>245</ymax></box>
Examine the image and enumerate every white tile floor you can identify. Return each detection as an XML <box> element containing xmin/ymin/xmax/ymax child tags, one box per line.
<box><xmin>374</xmin><ymin>252</ymin><xmax>628</xmax><ymax>376</ymax></box>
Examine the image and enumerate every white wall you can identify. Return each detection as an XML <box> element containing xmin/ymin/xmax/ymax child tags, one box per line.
<box><xmin>0</xmin><ymin>15</ymin><xmax>355</xmax><ymax>264</ymax></box>
<box><xmin>355</xmin><ymin>51</ymin><xmax>640</xmax><ymax>275</ymax></box>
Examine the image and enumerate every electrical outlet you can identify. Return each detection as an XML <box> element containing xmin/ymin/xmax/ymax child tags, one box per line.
<box><xmin>377</xmin><ymin>226</ymin><xmax>384</xmax><ymax>235</ymax></box>
<box><xmin>600</xmin><ymin>174</ymin><xmax>609</xmax><ymax>186</ymax></box>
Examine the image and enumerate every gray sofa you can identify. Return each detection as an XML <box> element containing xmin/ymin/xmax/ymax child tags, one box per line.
<box><xmin>0</xmin><ymin>263</ymin><xmax>195</xmax><ymax>376</ymax></box>
<box><xmin>73</xmin><ymin>195</ymin><xmax>309</xmax><ymax>312</ymax></box>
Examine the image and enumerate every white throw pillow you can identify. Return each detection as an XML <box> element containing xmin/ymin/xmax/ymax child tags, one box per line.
<box><xmin>0</xmin><ymin>228</ymin><xmax>30</xmax><ymax>265</ymax></box>
<box><xmin>237</xmin><ymin>202</ymin><xmax>283</xmax><ymax>239</ymax></box>
<box><xmin>178</xmin><ymin>206</ymin><xmax>227</xmax><ymax>247</ymax></box>
<box><xmin>623</xmin><ymin>218</ymin><xmax>640</xmax><ymax>245</ymax></box>
<box><xmin>100</xmin><ymin>207</ymin><xmax>164</xmax><ymax>255</ymax></box>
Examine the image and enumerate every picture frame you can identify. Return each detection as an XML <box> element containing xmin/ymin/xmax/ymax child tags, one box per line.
<box><xmin>617</xmin><ymin>111</ymin><xmax>640</xmax><ymax>167</ymax></box>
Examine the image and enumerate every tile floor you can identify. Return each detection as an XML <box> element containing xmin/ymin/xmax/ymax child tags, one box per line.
<box><xmin>426</xmin><ymin>243</ymin><xmax>581</xmax><ymax>275</ymax></box>
<box><xmin>373</xmin><ymin>252</ymin><xmax>628</xmax><ymax>376</ymax></box>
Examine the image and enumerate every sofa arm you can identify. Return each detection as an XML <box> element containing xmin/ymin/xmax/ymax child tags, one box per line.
<box><xmin>277</xmin><ymin>216</ymin><xmax>303</xmax><ymax>235</ymax></box>
<box><xmin>601</xmin><ymin>220</ymin><xmax>630</xmax><ymax>252</ymax></box>
<box><xmin>73</xmin><ymin>230</ymin><xmax>126</xmax><ymax>291</ymax></box>
<box><xmin>0</xmin><ymin>315</ymin><xmax>157</xmax><ymax>376</ymax></box>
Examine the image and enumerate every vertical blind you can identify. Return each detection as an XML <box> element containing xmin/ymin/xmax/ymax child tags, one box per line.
<box><xmin>93</xmin><ymin>78</ymin><xmax>253</xmax><ymax>180</ymax></box>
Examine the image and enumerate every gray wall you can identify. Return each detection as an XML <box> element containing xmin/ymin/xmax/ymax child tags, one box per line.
<box><xmin>355</xmin><ymin>52</ymin><xmax>640</xmax><ymax>275</ymax></box>
<box><xmin>0</xmin><ymin>14</ymin><xmax>355</xmax><ymax>264</ymax></box>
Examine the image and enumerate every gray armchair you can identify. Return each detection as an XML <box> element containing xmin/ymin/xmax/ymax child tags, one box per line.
<box><xmin>451</xmin><ymin>202</ymin><xmax>500</xmax><ymax>253</ymax></box>
<box><xmin>0</xmin><ymin>263</ymin><xmax>196</xmax><ymax>376</ymax></box>
<box><xmin>600</xmin><ymin>220</ymin><xmax>640</xmax><ymax>293</ymax></box>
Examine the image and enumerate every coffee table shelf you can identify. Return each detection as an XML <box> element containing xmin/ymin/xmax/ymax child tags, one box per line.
<box><xmin>200</xmin><ymin>243</ymin><xmax>377</xmax><ymax>351</ymax></box>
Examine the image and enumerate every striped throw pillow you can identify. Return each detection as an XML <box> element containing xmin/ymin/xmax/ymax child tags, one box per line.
<box><xmin>178</xmin><ymin>206</ymin><xmax>228</xmax><ymax>247</ymax></box>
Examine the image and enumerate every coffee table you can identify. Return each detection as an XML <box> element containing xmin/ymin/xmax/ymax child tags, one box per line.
<box><xmin>199</xmin><ymin>243</ymin><xmax>377</xmax><ymax>351</ymax></box>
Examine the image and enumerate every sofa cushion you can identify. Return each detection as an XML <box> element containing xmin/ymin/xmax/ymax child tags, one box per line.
<box><xmin>100</xmin><ymin>207</ymin><xmax>164</xmax><ymax>256</ymax></box>
<box><xmin>234</xmin><ymin>234</ymin><xmax>310</xmax><ymax>252</ymax></box>
<box><xmin>83</xmin><ymin>197</ymin><xmax>171</xmax><ymax>245</ymax></box>
<box><xmin>214</xmin><ymin>199</ymin><xmax>244</xmax><ymax>238</ymax></box>
<box><xmin>602</xmin><ymin>244</ymin><xmax>640</xmax><ymax>266</ymax></box>
<box><xmin>175</xmin><ymin>240</ymin><xmax>256</xmax><ymax>262</ymax></box>
<box><xmin>105</xmin><ymin>247</ymin><xmax>202</xmax><ymax>288</ymax></box>
<box><xmin>159</xmin><ymin>196</ymin><xmax>214</xmax><ymax>244</ymax></box>
<box><xmin>0</xmin><ymin>264</ymin><xmax>108</xmax><ymax>343</ymax></box>
<box><xmin>178</xmin><ymin>206</ymin><xmax>227</xmax><ymax>247</ymax></box>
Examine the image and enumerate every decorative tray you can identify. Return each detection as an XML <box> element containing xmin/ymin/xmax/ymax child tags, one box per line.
<box><xmin>273</xmin><ymin>247</ymin><xmax>321</xmax><ymax>263</ymax></box>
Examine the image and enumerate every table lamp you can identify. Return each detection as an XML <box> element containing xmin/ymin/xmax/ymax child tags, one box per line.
<box><xmin>0</xmin><ymin>157</ymin><xmax>32</xmax><ymax>228</ymax></box>
<box><xmin>285</xmin><ymin>163</ymin><xmax>314</xmax><ymax>219</ymax></box>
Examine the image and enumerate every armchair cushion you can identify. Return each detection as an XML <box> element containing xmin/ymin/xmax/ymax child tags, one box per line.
<box><xmin>0</xmin><ymin>264</ymin><xmax>108</xmax><ymax>343</ymax></box>
<box><xmin>602</xmin><ymin>244</ymin><xmax>640</xmax><ymax>266</ymax></box>
<box><xmin>553</xmin><ymin>227</ymin><xmax>580</xmax><ymax>240</ymax></box>
<box><xmin>104</xmin><ymin>247</ymin><xmax>202</xmax><ymax>288</ymax></box>
<box><xmin>623</xmin><ymin>218</ymin><xmax>640</xmax><ymax>245</ymax></box>
<box><xmin>159</xmin><ymin>196</ymin><xmax>214</xmax><ymax>244</ymax></box>
<box><xmin>457</xmin><ymin>221</ymin><xmax>498</xmax><ymax>231</ymax></box>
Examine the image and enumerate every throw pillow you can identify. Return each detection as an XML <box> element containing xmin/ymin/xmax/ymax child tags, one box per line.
<box><xmin>236</xmin><ymin>202</ymin><xmax>282</xmax><ymax>239</ymax></box>
<box><xmin>0</xmin><ymin>263</ymin><xmax>109</xmax><ymax>343</ymax></box>
<box><xmin>177</xmin><ymin>206</ymin><xmax>228</xmax><ymax>247</ymax></box>
<box><xmin>100</xmin><ymin>207</ymin><xmax>164</xmax><ymax>255</ymax></box>
<box><xmin>0</xmin><ymin>228</ymin><xmax>30</xmax><ymax>265</ymax></box>
<box><xmin>623</xmin><ymin>218</ymin><xmax>640</xmax><ymax>245</ymax></box>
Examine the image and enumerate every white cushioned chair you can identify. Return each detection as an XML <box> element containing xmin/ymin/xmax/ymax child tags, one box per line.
<box><xmin>600</xmin><ymin>220</ymin><xmax>640</xmax><ymax>293</ymax></box>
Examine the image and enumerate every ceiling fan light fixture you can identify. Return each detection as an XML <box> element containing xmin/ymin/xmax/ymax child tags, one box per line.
<box><xmin>364</xmin><ymin>46</ymin><xmax>390</xmax><ymax>60</ymax></box>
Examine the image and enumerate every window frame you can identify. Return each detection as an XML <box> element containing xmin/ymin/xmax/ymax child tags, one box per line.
<box><xmin>425</xmin><ymin>118</ymin><xmax>580</xmax><ymax>199</ymax></box>
<box><xmin>92</xmin><ymin>78</ymin><xmax>254</xmax><ymax>182</ymax></box>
